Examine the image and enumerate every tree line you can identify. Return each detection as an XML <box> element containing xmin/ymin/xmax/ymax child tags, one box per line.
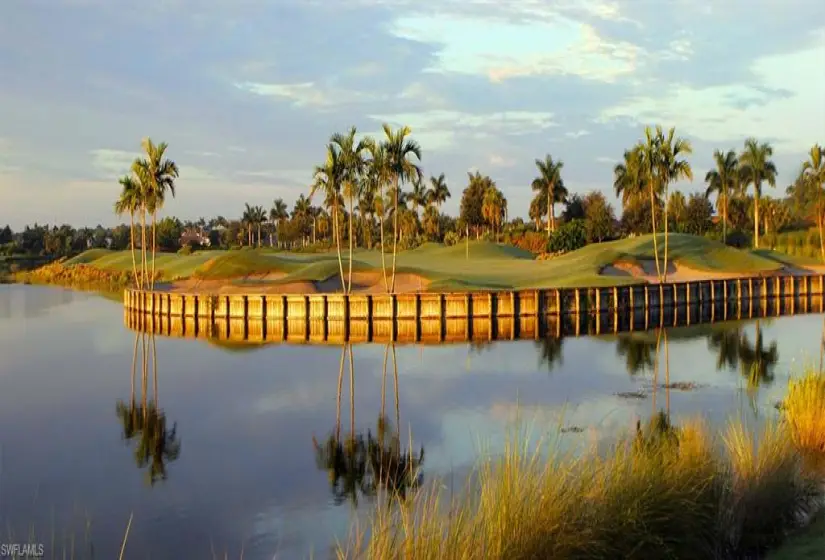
<box><xmin>2</xmin><ymin>126</ymin><xmax>823</xmax><ymax>284</ymax></box>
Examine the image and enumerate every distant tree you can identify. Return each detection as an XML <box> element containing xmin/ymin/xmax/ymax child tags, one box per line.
<box><xmin>668</xmin><ymin>191</ymin><xmax>688</xmax><ymax>233</ymax></box>
<box><xmin>683</xmin><ymin>193</ymin><xmax>713</xmax><ymax>235</ymax></box>
<box><xmin>0</xmin><ymin>225</ymin><xmax>13</xmax><ymax>245</ymax></box>
<box><xmin>704</xmin><ymin>149</ymin><xmax>739</xmax><ymax>244</ymax></box>
<box><xmin>583</xmin><ymin>191</ymin><xmax>615</xmax><ymax>243</ymax></box>
<box><xmin>460</xmin><ymin>171</ymin><xmax>490</xmax><ymax>237</ymax></box>
<box><xmin>799</xmin><ymin>144</ymin><xmax>825</xmax><ymax>261</ymax></box>
<box><xmin>620</xmin><ymin>199</ymin><xmax>657</xmax><ymax>236</ymax></box>
<box><xmin>562</xmin><ymin>194</ymin><xmax>586</xmax><ymax>222</ymax></box>
<box><xmin>155</xmin><ymin>217</ymin><xmax>183</xmax><ymax>251</ymax></box>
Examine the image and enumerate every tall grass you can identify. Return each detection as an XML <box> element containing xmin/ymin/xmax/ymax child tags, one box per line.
<box><xmin>782</xmin><ymin>370</ymin><xmax>825</xmax><ymax>453</ymax></box>
<box><xmin>339</xmin><ymin>415</ymin><xmax>824</xmax><ymax>560</ymax></box>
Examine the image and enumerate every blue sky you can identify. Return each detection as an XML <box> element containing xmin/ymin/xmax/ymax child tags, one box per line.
<box><xmin>0</xmin><ymin>0</ymin><xmax>823</xmax><ymax>228</ymax></box>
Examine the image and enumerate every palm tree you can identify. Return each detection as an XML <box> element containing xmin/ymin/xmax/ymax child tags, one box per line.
<box><xmin>253</xmin><ymin>205</ymin><xmax>266</xmax><ymax>247</ymax></box>
<box><xmin>738</xmin><ymin>321</ymin><xmax>779</xmax><ymax>390</ymax></box>
<box><xmin>613</xmin><ymin>147</ymin><xmax>649</xmax><ymax>210</ymax></box>
<box><xmin>242</xmin><ymin>203</ymin><xmax>254</xmax><ymax>246</ymax></box>
<box><xmin>409</xmin><ymin>177</ymin><xmax>428</xmax><ymax>218</ymax></box>
<box><xmin>800</xmin><ymin>145</ymin><xmax>825</xmax><ymax>261</ymax></box>
<box><xmin>740</xmin><ymin>138</ymin><xmax>777</xmax><ymax>249</ymax></box>
<box><xmin>481</xmin><ymin>184</ymin><xmax>506</xmax><ymax>238</ymax></box>
<box><xmin>312</xmin><ymin>145</ymin><xmax>346</xmax><ymax>291</ymax></box>
<box><xmin>367</xmin><ymin>143</ymin><xmax>392</xmax><ymax>291</ymax></box>
<box><xmin>654</xmin><ymin>126</ymin><xmax>693</xmax><ymax>282</ymax></box>
<box><xmin>114</xmin><ymin>175</ymin><xmax>142</xmax><ymax>288</ymax></box>
<box><xmin>705</xmin><ymin>149</ymin><xmax>739</xmax><ymax>244</ymax></box>
<box><xmin>427</xmin><ymin>173</ymin><xmax>451</xmax><ymax>209</ymax></box>
<box><xmin>532</xmin><ymin>155</ymin><xmax>565</xmax><ymax>234</ymax></box>
<box><xmin>131</xmin><ymin>138</ymin><xmax>178</xmax><ymax>291</ymax></box>
<box><xmin>270</xmin><ymin>198</ymin><xmax>288</xmax><ymax>247</ymax></box>
<box><xmin>381</xmin><ymin>124</ymin><xmax>422</xmax><ymax>293</ymax></box>
<box><xmin>331</xmin><ymin>127</ymin><xmax>373</xmax><ymax>294</ymax></box>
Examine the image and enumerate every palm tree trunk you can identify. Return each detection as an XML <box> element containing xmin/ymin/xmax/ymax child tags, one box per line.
<box><xmin>257</xmin><ymin>224</ymin><xmax>262</xmax><ymax>247</ymax></box>
<box><xmin>348</xmin><ymin>193</ymin><xmax>354</xmax><ymax>294</ymax></box>
<box><xmin>141</xmin><ymin>205</ymin><xmax>148</xmax><ymax>288</ymax></box>
<box><xmin>151</xmin><ymin>211</ymin><xmax>157</xmax><ymax>290</ymax></box>
<box><xmin>649</xmin><ymin>183</ymin><xmax>661</xmax><ymax>280</ymax></box>
<box><xmin>129</xmin><ymin>213</ymin><xmax>140</xmax><ymax>289</ymax></box>
<box><xmin>390</xmin><ymin>178</ymin><xmax>399</xmax><ymax>293</ymax></box>
<box><xmin>547</xmin><ymin>188</ymin><xmax>552</xmax><ymax>236</ymax></box>
<box><xmin>663</xmin><ymin>187</ymin><xmax>670</xmax><ymax>283</ymax></box>
<box><xmin>722</xmin><ymin>188</ymin><xmax>727</xmax><ymax>244</ymax></box>
<box><xmin>818</xmin><ymin>213</ymin><xmax>825</xmax><ymax>264</ymax></box>
<box><xmin>754</xmin><ymin>189</ymin><xmax>760</xmax><ymax>249</ymax></box>
<box><xmin>333</xmin><ymin>201</ymin><xmax>346</xmax><ymax>292</ymax></box>
<box><xmin>379</xmin><ymin>189</ymin><xmax>390</xmax><ymax>292</ymax></box>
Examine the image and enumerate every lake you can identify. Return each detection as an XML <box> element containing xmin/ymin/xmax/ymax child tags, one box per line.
<box><xmin>0</xmin><ymin>284</ymin><xmax>823</xmax><ymax>559</ymax></box>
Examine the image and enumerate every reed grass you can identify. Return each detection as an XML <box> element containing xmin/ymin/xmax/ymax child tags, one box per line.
<box><xmin>782</xmin><ymin>370</ymin><xmax>825</xmax><ymax>453</ymax></box>
<box><xmin>338</xmin><ymin>415</ymin><xmax>824</xmax><ymax>560</ymax></box>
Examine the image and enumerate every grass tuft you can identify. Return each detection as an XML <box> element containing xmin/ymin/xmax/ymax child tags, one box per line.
<box><xmin>782</xmin><ymin>369</ymin><xmax>825</xmax><ymax>453</ymax></box>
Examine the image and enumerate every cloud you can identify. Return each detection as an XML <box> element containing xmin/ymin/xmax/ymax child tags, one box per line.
<box><xmin>565</xmin><ymin>130</ymin><xmax>591</xmax><ymax>139</ymax></box>
<box><xmin>234</xmin><ymin>81</ymin><xmax>384</xmax><ymax>108</ymax></box>
<box><xmin>488</xmin><ymin>154</ymin><xmax>516</xmax><ymax>167</ymax></box>
<box><xmin>598</xmin><ymin>35</ymin><xmax>825</xmax><ymax>152</ymax></box>
<box><xmin>390</xmin><ymin>14</ymin><xmax>643</xmax><ymax>83</ymax></box>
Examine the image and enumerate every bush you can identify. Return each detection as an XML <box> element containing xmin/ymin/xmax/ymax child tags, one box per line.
<box><xmin>443</xmin><ymin>231</ymin><xmax>461</xmax><ymax>247</ymax></box>
<box><xmin>505</xmin><ymin>231</ymin><xmax>548</xmax><ymax>254</ymax></box>
<box><xmin>547</xmin><ymin>220</ymin><xmax>587</xmax><ymax>253</ymax></box>
<box><xmin>782</xmin><ymin>370</ymin><xmax>825</xmax><ymax>453</ymax></box>
<box><xmin>177</xmin><ymin>245</ymin><xmax>193</xmax><ymax>256</ymax></box>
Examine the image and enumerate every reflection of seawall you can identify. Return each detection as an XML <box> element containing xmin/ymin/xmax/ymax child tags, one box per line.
<box><xmin>125</xmin><ymin>291</ymin><xmax>823</xmax><ymax>345</ymax></box>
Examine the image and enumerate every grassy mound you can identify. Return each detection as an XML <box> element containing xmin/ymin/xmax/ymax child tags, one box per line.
<box><xmin>64</xmin><ymin>248</ymin><xmax>113</xmax><ymax>265</ymax></box>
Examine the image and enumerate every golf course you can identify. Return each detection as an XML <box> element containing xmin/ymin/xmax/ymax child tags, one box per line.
<box><xmin>56</xmin><ymin>233</ymin><xmax>825</xmax><ymax>294</ymax></box>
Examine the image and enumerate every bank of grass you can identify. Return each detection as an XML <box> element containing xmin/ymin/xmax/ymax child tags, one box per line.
<box><xmin>49</xmin><ymin>234</ymin><xmax>810</xmax><ymax>292</ymax></box>
<box><xmin>782</xmin><ymin>369</ymin><xmax>825</xmax><ymax>453</ymax></box>
<box><xmin>340</xmin><ymin>384</ymin><xmax>825</xmax><ymax>560</ymax></box>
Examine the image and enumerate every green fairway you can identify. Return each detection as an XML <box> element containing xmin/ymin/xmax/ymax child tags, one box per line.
<box><xmin>768</xmin><ymin>514</ymin><xmax>825</xmax><ymax>560</ymax></box>
<box><xmin>63</xmin><ymin>234</ymin><xmax>812</xmax><ymax>291</ymax></box>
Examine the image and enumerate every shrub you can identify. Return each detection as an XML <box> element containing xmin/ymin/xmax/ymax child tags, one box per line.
<box><xmin>547</xmin><ymin>220</ymin><xmax>587</xmax><ymax>254</ymax></box>
<box><xmin>782</xmin><ymin>370</ymin><xmax>825</xmax><ymax>453</ymax></box>
<box><xmin>506</xmin><ymin>231</ymin><xmax>548</xmax><ymax>254</ymax></box>
<box><xmin>443</xmin><ymin>231</ymin><xmax>461</xmax><ymax>247</ymax></box>
<box><xmin>177</xmin><ymin>245</ymin><xmax>193</xmax><ymax>256</ymax></box>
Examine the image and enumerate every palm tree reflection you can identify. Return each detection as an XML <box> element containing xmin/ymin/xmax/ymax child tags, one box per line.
<box><xmin>707</xmin><ymin>321</ymin><xmax>779</xmax><ymax>389</ymax></box>
<box><xmin>615</xmin><ymin>336</ymin><xmax>657</xmax><ymax>376</ymax></box>
<box><xmin>115</xmin><ymin>333</ymin><xmax>181</xmax><ymax>486</ymax></box>
<box><xmin>313</xmin><ymin>343</ymin><xmax>424</xmax><ymax>507</ymax></box>
<box><xmin>535</xmin><ymin>335</ymin><xmax>564</xmax><ymax>374</ymax></box>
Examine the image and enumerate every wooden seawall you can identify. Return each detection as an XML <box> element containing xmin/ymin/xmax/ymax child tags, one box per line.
<box><xmin>123</xmin><ymin>275</ymin><xmax>825</xmax><ymax>344</ymax></box>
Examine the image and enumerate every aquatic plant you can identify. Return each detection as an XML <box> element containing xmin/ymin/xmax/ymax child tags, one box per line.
<box><xmin>782</xmin><ymin>369</ymin><xmax>825</xmax><ymax>453</ymax></box>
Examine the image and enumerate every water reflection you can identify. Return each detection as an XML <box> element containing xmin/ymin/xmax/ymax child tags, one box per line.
<box><xmin>115</xmin><ymin>333</ymin><xmax>181</xmax><ymax>485</ymax></box>
<box><xmin>312</xmin><ymin>343</ymin><xmax>424</xmax><ymax>507</ymax></box>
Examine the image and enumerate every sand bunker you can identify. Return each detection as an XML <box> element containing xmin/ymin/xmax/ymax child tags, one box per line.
<box><xmin>161</xmin><ymin>270</ymin><xmax>430</xmax><ymax>294</ymax></box>
<box><xmin>600</xmin><ymin>259</ymin><xmax>803</xmax><ymax>283</ymax></box>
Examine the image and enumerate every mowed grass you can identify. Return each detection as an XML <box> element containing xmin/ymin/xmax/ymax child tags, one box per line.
<box><xmin>64</xmin><ymin>234</ymin><xmax>802</xmax><ymax>290</ymax></box>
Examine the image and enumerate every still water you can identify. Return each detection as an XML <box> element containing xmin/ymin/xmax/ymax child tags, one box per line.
<box><xmin>0</xmin><ymin>284</ymin><xmax>823</xmax><ymax>559</ymax></box>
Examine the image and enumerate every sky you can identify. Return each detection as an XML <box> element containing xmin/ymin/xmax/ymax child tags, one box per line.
<box><xmin>0</xmin><ymin>0</ymin><xmax>823</xmax><ymax>229</ymax></box>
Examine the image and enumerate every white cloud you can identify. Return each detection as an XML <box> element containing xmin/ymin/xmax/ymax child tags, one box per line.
<box><xmin>90</xmin><ymin>148</ymin><xmax>215</xmax><ymax>182</ymax></box>
<box><xmin>489</xmin><ymin>154</ymin><xmax>516</xmax><ymax>167</ymax></box>
<box><xmin>366</xmin><ymin>109</ymin><xmax>557</xmax><ymax>151</ymax></box>
<box><xmin>565</xmin><ymin>129</ymin><xmax>591</xmax><ymax>139</ymax></box>
<box><xmin>234</xmin><ymin>81</ymin><xmax>383</xmax><ymax>108</ymax></box>
<box><xmin>390</xmin><ymin>14</ymin><xmax>643</xmax><ymax>83</ymax></box>
<box><xmin>598</xmin><ymin>35</ymin><xmax>825</xmax><ymax>153</ymax></box>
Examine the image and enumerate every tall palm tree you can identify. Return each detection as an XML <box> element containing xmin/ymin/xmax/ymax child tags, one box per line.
<box><xmin>114</xmin><ymin>175</ymin><xmax>142</xmax><ymax>288</ymax></box>
<box><xmin>358</xmin><ymin>188</ymin><xmax>375</xmax><ymax>250</ymax></box>
<box><xmin>242</xmin><ymin>203</ymin><xmax>254</xmax><ymax>246</ymax></box>
<box><xmin>312</xmin><ymin>145</ymin><xmax>346</xmax><ymax>291</ymax></box>
<box><xmin>739</xmin><ymin>138</ymin><xmax>777</xmax><ymax>249</ymax></box>
<box><xmin>270</xmin><ymin>198</ymin><xmax>288</xmax><ymax>247</ymax></box>
<box><xmin>331</xmin><ymin>127</ymin><xmax>372</xmax><ymax>294</ymax></box>
<box><xmin>800</xmin><ymin>144</ymin><xmax>825</xmax><ymax>261</ymax></box>
<box><xmin>381</xmin><ymin>124</ymin><xmax>422</xmax><ymax>293</ymax></box>
<box><xmin>532</xmin><ymin>155</ymin><xmax>565</xmax><ymax>234</ymax></box>
<box><xmin>409</xmin><ymin>177</ymin><xmax>428</xmax><ymax>218</ymax></box>
<box><xmin>613</xmin><ymin>147</ymin><xmax>649</xmax><ymax>210</ymax></box>
<box><xmin>705</xmin><ymin>149</ymin><xmax>739</xmax><ymax>244</ymax></box>
<box><xmin>367</xmin><ymin>143</ymin><xmax>392</xmax><ymax>291</ymax></box>
<box><xmin>654</xmin><ymin>126</ymin><xmax>693</xmax><ymax>282</ymax></box>
<box><xmin>131</xmin><ymin>138</ymin><xmax>178</xmax><ymax>291</ymax></box>
<box><xmin>253</xmin><ymin>205</ymin><xmax>266</xmax><ymax>247</ymax></box>
<box><xmin>426</xmin><ymin>173</ymin><xmax>450</xmax><ymax>238</ymax></box>
<box><xmin>481</xmin><ymin>184</ymin><xmax>506</xmax><ymax>238</ymax></box>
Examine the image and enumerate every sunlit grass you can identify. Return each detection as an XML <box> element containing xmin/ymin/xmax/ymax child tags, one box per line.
<box><xmin>339</xmin><ymin>415</ymin><xmax>823</xmax><ymax>560</ymax></box>
<box><xmin>782</xmin><ymin>369</ymin><xmax>825</xmax><ymax>453</ymax></box>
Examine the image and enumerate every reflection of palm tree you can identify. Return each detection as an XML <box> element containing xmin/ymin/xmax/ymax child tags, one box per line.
<box><xmin>615</xmin><ymin>336</ymin><xmax>657</xmax><ymax>376</ymax></box>
<box><xmin>738</xmin><ymin>320</ymin><xmax>779</xmax><ymax>390</ymax></box>
<box><xmin>535</xmin><ymin>336</ymin><xmax>564</xmax><ymax>373</ymax></box>
<box><xmin>707</xmin><ymin>327</ymin><xmax>743</xmax><ymax>371</ymax></box>
<box><xmin>313</xmin><ymin>343</ymin><xmax>423</xmax><ymax>507</ymax></box>
<box><xmin>115</xmin><ymin>333</ymin><xmax>181</xmax><ymax>486</ymax></box>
